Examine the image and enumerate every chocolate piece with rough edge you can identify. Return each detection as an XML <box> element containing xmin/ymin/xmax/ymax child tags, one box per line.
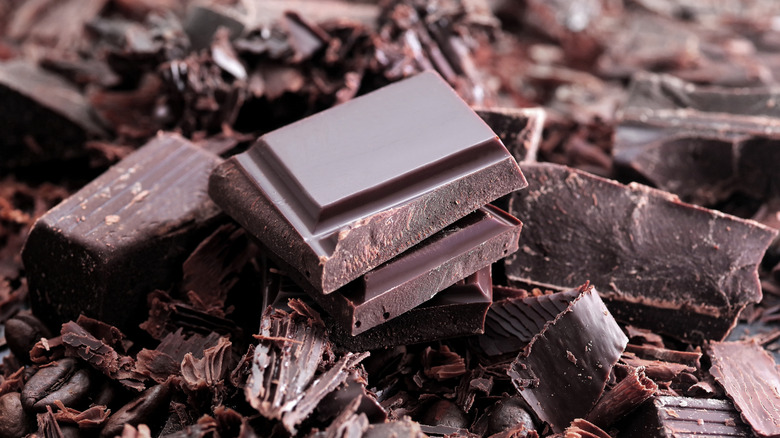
<box><xmin>22</xmin><ymin>133</ymin><xmax>224</xmax><ymax>332</ymax></box>
<box><xmin>474</xmin><ymin>107</ymin><xmax>545</xmax><ymax>163</ymax></box>
<box><xmin>508</xmin><ymin>284</ymin><xmax>628</xmax><ymax>433</ymax></box>
<box><xmin>0</xmin><ymin>60</ymin><xmax>107</xmax><ymax>169</ymax></box>
<box><xmin>309</xmin><ymin>204</ymin><xmax>520</xmax><ymax>335</ymax></box>
<box><xmin>614</xmin><ymin>72</ymin><xmax>780</xmax><ymax>206</ymax></box>
<box><xmin>707</xmin><ymin>340</ymin><xmax>780</xmax><ymax>437</ymax></box>
<box><xmin>618</xmin><ymin>396</ymin><xmax>753</xmax><ymax>438</ymax></box>
<box><xmin>209</xmin><ymin>71</ymin><xmax>527</xmax><ymax>294</ymax></box>
<box><xmin>505</xmin><ymin>162</ymin><xmax>777</xmax><ymax>343</ymax></box>
<box><xmin>272</xmin><ymin>267</ymin><xmax>493</xmax><ymax>351</ymax></box>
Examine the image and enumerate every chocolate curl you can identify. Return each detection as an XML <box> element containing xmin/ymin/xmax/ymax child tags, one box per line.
<box><xmin>586</xmin><ymin>366</ymin><xmax>657</xmax><ymax>428</ymax></box>
<box><xmin>563</xmin><ymin>419</ymin><xmax>611</xmax><ymax>438</ymax></box>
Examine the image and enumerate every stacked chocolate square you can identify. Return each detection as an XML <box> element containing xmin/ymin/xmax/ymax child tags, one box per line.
<box><xmin>208</xmin><ymin>71</ymin><xmax>527</xmax><ymax>347</ymax></box>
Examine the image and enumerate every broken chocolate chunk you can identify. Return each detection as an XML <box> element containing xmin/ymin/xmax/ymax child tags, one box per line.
<box><xmin>619</xmin><ymin>396</ymin><xmax>753</xmax><ymax>438</ymax></box>
<box><xmin>0</xmin><ymin>61</ymin><xmax>106</xmax><ymax>169</ymax></box>
<box><xmin>505</xmin><ymin>162</ymin><xmax>777</xmax><ymax>343</ymax></box>
<box><xmin>508</xmin><ymin>284</ymin><xmax>627</xmax><ymax>433</ymax></box>
<box><xmin>209</xmin><ymin>71</ymin><xmax>526</xmax><ymax>295</ymax></box>
<box><xmin>707</xmin><ymin>340</ymin><xmax>780</xmax><ymax>438</ymax></box>
<box><xmin>22</xmin><ymin>133</ymin><xmax>224</xmax><ymax>332</ymax></box>
<box><xmin>475</xmin><ymin>107</ymin><xmax>545</xmax><ymax>163</ymax></box>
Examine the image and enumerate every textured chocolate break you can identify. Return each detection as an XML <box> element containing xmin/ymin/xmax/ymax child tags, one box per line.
<box><xmin>506</xmin><ymin>162</ymin><xmax>777</xmax><ymax>343</ymax></box>
<box><xmin>22</xmin><ymin>133</ymin><xmax>224</xmax><ymax>331</ymax></box>
<box><xmin>707</xmin><ymin>340</ymin><xmax>780</xmax><ymax>437</ymax></box>
<box><xmin>475</xmin><ymin>107</ymin><xmax>545</xmax><ymax>163</ymax></box>
<box><xmin>508</xmin><ymin>284</ymin><xmax>628</xmax><ymax>433</ymax></box>
<box><xmin>209</xmin><ymin>71</ymin><xmax>526</xmax><ymax>294</ymax></box>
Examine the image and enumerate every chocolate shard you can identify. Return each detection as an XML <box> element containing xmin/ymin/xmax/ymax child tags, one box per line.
<box><xmin>307</xmin><ymin>204</ymin><xmax>520</xmax><ymax>335</ymax></box>
<box><xmin>471</xmin><ymin>289</ymin><xmax>580</xmax><ymax>359</ymax></box>
<box><xmin>508</xmin><ymin>284</ymin><xmax>628</xmax><ymax>433</ymax></box>
<box><xmin>505</xmin><ymin>162</ymin><xmax>777</xmax><ymax>343</ymax></box>
<box><xmin>22</xmin><ymin>133</ymin><xmax>224</xmax><ymax>332</ymax></box>
<box><xmin>209</xmin><ymin>71</ymin><xmax>527</xmax><ymax>295</ymax></box>
<box><xmin>619</xmin><ymin>396</ymin><xmax>754</xmax><ymax>438</ymax></box>
<box><xmin>564</xmin><ymin>419</ymin><xmax>611</xmax><ymax>438</ymax></box>
<box><xmin>245</xmin><ymin>306</ymin><xmax>368</xmax><ymax>433</ymax></box>
<box><xmin>614</xmin><ymin>72</ymin><xmax>780</xmax><ymax>206</ymax></box>
<box><xmin>707</xmin><ymin>340</ymin><xmax>780</xmax><ymax>438</ymax></box>
<box><xmin>183</xmin><ymin>4</ymin><xmax>246</xmax><ymax>51</ymax></box>
<box><xmin>0</xmin><ymin>60</ymin><xmax>107</xmax><ymax>169</ymax></box>
<box><xmin>475</xmin><ymin>107</ymin><xmax>546</xmax><ymax>163</ymax></box>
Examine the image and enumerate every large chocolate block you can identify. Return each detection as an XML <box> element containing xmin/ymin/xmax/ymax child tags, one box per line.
<box><xmin>209</xmin><ymin>71</ymin><xmax>526</xmax><ymax>294</ymax></box>
<box><xmin>311</xmin><ymin>205</ymin><xmax>521</xmax><ymax>335</ymax></box>
<box><xmin>0</xmin><ymin>61</ymin><xmax>106</xmax><ymax>169</ymax></box>
<box><xmin>22</xmin><ymin>133</ymin><xmax>223</xmax><ymax>331</ymax></box>
<box><xmin>508</xmin><ymin>284</ymin><xmax>627</xmax><ymax>433</ymax></box>
<box><xmin>505</xmin><ymin>163</ymin><xmax>777</xmax><ymax>343</ymax></box>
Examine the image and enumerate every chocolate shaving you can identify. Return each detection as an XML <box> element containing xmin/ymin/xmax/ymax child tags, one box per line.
<box><xmin>422</xmin><ymin>346</ymin><xmax>467</xmax><ymax>381</ymax></box>
<box><xmin>61</xmin><ymin>321</ymin><xmax>146</xmax><ymax>391</ymax></box>
<box><xmin>52</xmin><ymin>400</ymin><xmax>110</xmax><ymax>428</ymax></box>
<box><xmin>563</xmin><ymin>419</ymin><xmax>611</xmax><ymax>438</ymax></box>
<box><xmin>586</xmin><ymin>366</ymin><xmax>657</xmax><ymax>428</ymax></box>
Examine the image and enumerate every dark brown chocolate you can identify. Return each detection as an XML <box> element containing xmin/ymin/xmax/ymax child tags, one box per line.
<box><xmin>274</xmin><ymin>267</ymin><xmax>493</xmax><ymax>351</ymax></box>
<box><xmin>508</xmin><ymin>284</ymin><xmax>628</xmax><ymax>433</ymax></box>
<box><xmin>310</xmin><ymin>204</ymin><xmax>520</xmax><ymax>335</ymax></box>
<box><xmin>619</xmin><ymin>396</ymin><xmax>753</xmax><ymax>438</ymax></box>
<box><xmin>707</xmin><ymin>340</ymin><xmax>780</xmax><ymax>437</ymax></box>
<box><xmin>22</xmin><ymin>133</ymin><xmax>223</xmax><ymax>331</ymax></box>
<box><xmin>474</xmin><ymin>107</ymin><xmax>545</xmax><ymax>163</ymax></box>
<box><xmin>209</xmin><ymin>71</ymin><xmax>526</xmax><ymax>294</ymax></box>
<box><xmin>614</xmin><ymin>73</ymin><xmax>780</xmax><ymax>206</ymax></box>
<box><xmin>0</xmin><ymin>61</ymin><xmax>106</xmax><ymax>169</ymax></box>
<box><xmin>505</xmin><ymin>162</ymin><xmax>777</xmax><ymax>343</ymax></box>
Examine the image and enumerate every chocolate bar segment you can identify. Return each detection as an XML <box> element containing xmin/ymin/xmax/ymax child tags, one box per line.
<box><xmin>508</xmin><ymin>284</ymin><xmax>628</xmax><ymax>433</ymax></box>
<box><xmin>311</xmin><ymin>205</ymin><xmax>520</xmax><ymax>335</ymax></box>
<box><xmin>474</xmin><ymin>107</ymin><xmax>545</xmax><ymax>163</ymax></box>
<box><xmin>505</xmin><ymin>162</ymin><xmax>777</xmax><ymax>343</ymax></box>
<box><xmin>22</xmin><ymin>133</ymin><xmax>223</xmax><ymax>331</ymax></box>
<box><xmin>273</xmin><ymin>267</ymin><xmax>493</xmax><ymax>351</ymax></box>
<box><xmin>209</xmin><ymin>71</ymin><xmax>527</xmax><ymax>294</ymax></box>
<box><xmin>707</xmin><ymin>340</ymin><xmax>780</xmax><ymax>438</ymax></box>
<box><xmin>0</xmin><ymin>61</ymin><xmax>106</xmax><ymax>169</ymax></box>
<box><xmin>619</xmin><ymin>396</ymin><xmax>753</xmax><ymax>438</ymax></box>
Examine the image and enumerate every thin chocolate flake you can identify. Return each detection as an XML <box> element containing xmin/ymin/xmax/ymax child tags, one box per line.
<box><xmin>707</xmin><ymin>340</ymin><xmax>780</xmax><ymax>437</ymax></box>
<box><xmin>620</xmin><ymin>352</ymin><xmax>697</xmax><ymax>383</ymax></box>
<box><xmin>508</xmin><ymin>284</ymin><xmax>628</xmax><ymax>433</ymax></box>
<box><xmin>61</xmin><ymin>321</ymin><xmax>146</xmax><ymax>391</ymax></box>
<box><xmin>586</xmin><ymin>366</ymin><xmax>657</xmax><ymax>428</ymax></box>
<box><xmin>422</xmin><ymin>345</ymin><xmax>467</xmax><ymax>381</ymax></box>
<box><xmin>624</xmin><ymin>344</ymin><xmax>702</xmax><ymax>368</ymax></box>
<box><xmin>564</xmin><ymin>419</ymin><xmax>611</xmax><ymax>438</ymax></box>
<box><xmin>51</xmin><ymin>400</ymin><xmax>110</xmax><ymax>428</ymax></box>
<box><xmin>245</xmin><ymin>307</ymin><xmax>367</xmax><ymax>433</ymax></box>
<box><xmin>180</xmin><ymin>336</ymin><xmax>232</xmax><ymax>396</ymax></box>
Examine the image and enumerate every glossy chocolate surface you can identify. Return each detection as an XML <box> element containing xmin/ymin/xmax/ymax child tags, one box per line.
<box><xmin>210</xmin><ymin>71</ymin><xmax>526</xmax><ymax>293</ymax></box>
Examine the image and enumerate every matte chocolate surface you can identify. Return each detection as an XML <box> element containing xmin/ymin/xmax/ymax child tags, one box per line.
<box><xmin>22</xmin><ymin>134</ymin><xmax>223</xmax><ymax>331</ymax></box>
<box><xmin>0</xmin><ymin>61</ymin><xmax>106</xmax><ymax>169</ymax></box>
<box><xmin>508</xmin><ymin>284</ymin><xmax>628</xmax><ymax>433</ymax></box>
<box><xmin>506</xmin><ymin>162</ymin><xmax>777</xmax><ymax>343</ymax></box>
<box><xmin>707</xmin><ymin>340</ymin><xmax>780</xmax><ymax>437</ymax></box>
<box><xmin>311</xmin><ymin>204</ymin><xmax>521</xmax><ymax>335</ymax></box>
<box><xmin>209</xmin><ymin>71</ymin><xmax>526</xmax><ymax>294</ymax></box>
<box><xmin>619</xmin><ymin>396</ymin><xmax>753</xmax><ymax>438</ymax></box>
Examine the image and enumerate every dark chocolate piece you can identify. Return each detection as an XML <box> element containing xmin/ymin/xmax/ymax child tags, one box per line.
<box><xmin>619</xmin><ymin>396</ymin><xmax>753</xmax><ymax>438</ymax></box>
<box><xmin>707</xmin><ymin>340</ymin><xmax>780</xmax><ymax>437</ymax></box>
<box><xmin>184</xmin><ymin>4</ymin><xmax>246</xmax><ymax>51</ymax></box>
<box><xmin>309</xmin><ymin>204</ymin><xmax>520</xmax><ymax>335</ymax></box>
<box><xmin>0</xmin><ymin>61</ymin><xmax>106</xmax><ymax>169</ymax></box>
<box><xmin>474</xmin><ymin>107</ymin><xmax>545</xmax><ymax>163</ymax></box>
<box><xmin>614</xmin><ymin>73</ymin><xmax>780</xmax><ymax>205</ymax></box>
<box><xmin>22</xmin><ymin>133</ymin><xmax>223</xmax><ymax>331</ymax></box>
<box><xmin>505</xmin><ymin>162</ymin><xmax>777</xmax><ymax>343</ymax></box>
<box><xmin>273</xmin><ymin>267</ymin><xmax>493</xmax><ymax>351</ymax></box>
<box><xmin>209</xmin><ymin>71</ymin><xmax>527</xmax><ymax>294</ymax></box>
<box><xmin>245</xmin><ymin>306</ymin><xmax>368</xmax><ymax>433</ymax></box>
<box><xmin>508</xmin><ymin>284</ymin><xmax>627</xmax><ymax>433</ymax></box>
